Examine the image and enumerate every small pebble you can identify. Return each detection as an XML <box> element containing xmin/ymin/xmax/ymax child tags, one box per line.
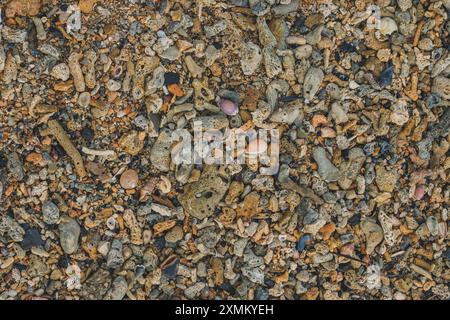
<box><xmin>120</xmin><ymin>169</ymin><xmax>139</xmax><ymax>189</ymax></box>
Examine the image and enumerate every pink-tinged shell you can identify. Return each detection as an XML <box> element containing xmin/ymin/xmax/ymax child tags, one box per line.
<box><xmin>247</xmin><ymin>138</ymin><xmax>268</xmax><ymax>155</ymax></box>
<box><xmin>415</xmin><ymin>185</ymin><xmax>425</xmax><ymax>200</ymax></box>
<box><xmin>219</xmin><ymin>99</ymin><xmax>238</xmax><ymax>116</ymax></box>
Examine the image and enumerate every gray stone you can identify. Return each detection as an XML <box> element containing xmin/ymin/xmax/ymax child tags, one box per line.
<box><xmin>312</xmin><ymin>147</ymin><xmax>340</xmax><ymax>182</ymax></box>
<box><xmin>150</xmin><ymin>129</ymin><xmax>172</xmax><ymax>172</ymax></box>
<box><xmin>104</xmin><ymin>276</ymin><xmax>128</xmax><ymax>300</ymax></box>
<box><xmin>159</xmin><ymin>46</ymin><xmax>181</xmax><ymax>61</ymax></box>
<box><xmin>80</xmin><ymin>268</ymin><xmax>112</xmax><ymax>299</ymax></box>
<box><xmin>107</xmin><ymin>239</ymin><xmax>124</xmax><ymax>269</ymax></box>
<box><xmin>0</xmin><ymin>215</ymin><xmax>25</xmax><ymax>242</ymax></box>
<box><xmin>42</xmin><ymin>201</ymin><xmax>60</xmax><ymax>225</ymax></box>
<box><xmin>7</xmin><ymin>152</ymin><xmax>24</xmax><ymax>181</ymax></box>
<box><xmin>303</xmin><ymin>67</ymin><xmax>324</xmax><ymax>101</ymax></box>
<box><xmin>59</xmin><ymin>217</ymin><xmax>80</xmax><ymax>254</ymax></box>
<box><xmin>338</xmin><ymin>148</ymin><xmax>366</xmax><ymax>189</ymax></box>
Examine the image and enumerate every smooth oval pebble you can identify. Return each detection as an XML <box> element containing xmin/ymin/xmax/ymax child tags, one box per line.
<box><xmin>218</xmin><ymin>99</ymin><xmax>238</xmax><ymax>116</ymax></box>
<box><xmin>59</xmin><ymin>217</ymin><xmax>80</xmax><ymax>254</ymax></box>
<box><xmin>120</xmin><ymin>169</ymin><xmax>139</xmax><ymax>189</ymax></box>
<box><xmin>78</xmin><ymin>92</ymin><xmax>91</xmax><ymax>107</ymax></box>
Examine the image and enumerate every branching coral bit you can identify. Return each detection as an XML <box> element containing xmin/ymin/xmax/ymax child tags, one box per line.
<box><xmin>132</xmin><ymin>56</ymin><xmax>160</xmax><ymax>100</ymax></box>
<box><xmin>41</xmin><ymin>120</ymin><xmax>87</xmax><ymax>178</ymax></box>
<box><xmin>68</xmin><ymin>52</ymin><xmax>85</xmax><ymax>92</ymax></box>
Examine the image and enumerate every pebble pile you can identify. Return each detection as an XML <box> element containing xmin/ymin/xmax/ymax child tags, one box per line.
<box><xmin>0</xmin><ymin>0</ymin><xmax>449</xmax><ymax>300</ymax></box>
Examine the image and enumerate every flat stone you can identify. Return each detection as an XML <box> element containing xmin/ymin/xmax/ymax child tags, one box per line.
<box><xmin>313</xmin><ymin>147</ymin><xmax>340</xmax><ymax>182</ymax></box>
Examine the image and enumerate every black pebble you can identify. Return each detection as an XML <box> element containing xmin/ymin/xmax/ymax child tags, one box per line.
<box><xmin>220</xmin><ymin>282</ymin><xmax>236</xmax><ymax>295</ymax></box>
<box><xmin>337</xmin><ymin>262</ymin><xmax>352</xmax><ymax>272</ymax></box>
<box><xmin>212</xmin><ymin>42</ymin><xmax>223</xmax><ymax>50</ymax></box>
<box><xmin>0</xmin><ymin>154</ymin><xmax>6</xmax><ymax>168</ymax></box>
<box><xmin>21</xmin><ymin>228</ymin><xmax>44</xmax><ymax>250</ymax></box>
<box><xmin>54</xmin><ymin>144</ymin><xmax>67</xmax><ymax>157</ymax></box>
<box><xmin>332</xmin><ymin>70</ymin><xmax>349</xmax><ymax>81</ymax></box>
<box><xmin>348</xmin><ymin>214</ymin><xmax>361</xmax><ymax>226</ymax></box>
<box><xmin>164</xmin><ymin>72</ymin><xmax>180</xmax><ymax>85</ymax></box>
<box><xmin>81</xmin><ymin>127</ymin><xmax>94</xmax><ymax>143</ymax></box>
<box><xmin>378</xmin><ymin>64</ymin><xmax>394</xmax><ymax>88</ymax></box>
<box><xmin>154</xmin><ymin>237</ymin><xmax>166</xmax><ymax>251</ymax></box>
<box><xmin>443</xmin><ymin>248</ymin><xmax>450</xmax><ymax>261</ymax></box>
<box><xmin>339</xmin><ymin>41</ymin><xmax>357</xmax><ymax>53</ymax></box>
<box><xmin>57</xmin><ymin>255</ymin><xmax>69</xmax><ymax>268</ymax></box>
<box><xmin>162</xmin><ymin>258</ymin><xmax>179</xmax><ymax>279</ymax></box>
<box><xmin>264</xmin><ymin>278</ymin><xmax>275</xmax><ymax>288</ymax></box>
<box><xmin>254</xmin><ymin>287</ymin><xmax>269</xmax><ymax>300</ymax></box>
<box><xmin>13</xmin><ymin>263</ymin><xmax>27</xmax><ymax>271</ymax></box>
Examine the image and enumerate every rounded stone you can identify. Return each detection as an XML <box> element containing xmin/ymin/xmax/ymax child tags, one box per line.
<box><xmin>120</xmin><ymin>169</ymin><xmax>139</xmax><ymax>189</ymax></box>
<box><xmin>78</xmin><ymin>92</ymin><xmax>91</xmax><ymax>107</ymax></box>
<box><xmin>165</xmin><ymin>225</ymin><xmax>184</xmax><ymax>243</ymax></box>
<box><xmin>247</xmin><ymin>138</ymin><xmax>268</xmax><ymax>155</ymax></box>
<box><xmin>218</xmin><ymin>99</ymin><xmax>238</xmax><ymax>116</ymax></box>
<box><xmin>59</xmin><ymin>217</ymin><xmax>80</xmax><ymax>254</ymax></box>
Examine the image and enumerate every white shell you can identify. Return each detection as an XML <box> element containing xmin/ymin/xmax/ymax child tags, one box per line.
<box><xmin>379</xmin><ymin>17</ymin><xmax>398</xmax><ymax>36</ymax></box>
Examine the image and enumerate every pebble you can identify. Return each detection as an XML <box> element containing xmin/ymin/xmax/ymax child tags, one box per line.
<box><xmin>59</xmin><ymin>217</ymin><xmax>80</xmax><ymax>254</ymax></box>
<box><xmin>42</xmin><ymin>201</ymin><xmax>60</xmax><ymax>224</ymax></box>
<box><xmin>361</xmin><ymin>218</ymin><xmax>384</xmax><ymax>255</ymax></box>
<box><xmin>304</xmin><ymin>67</ymin><xmax>324</xmax><ymax>101</ymax></box>
<box><xmin>107</xmin><ymin>240</ymin><xmax>124</xmax><ymax>269</ymax></box>
<box><xmin>104</xmin><ymin>276</ymin><xmax>128</xmax><ymax>300</ymax></box>
<box><xmin>120</xmin><ymin>169</ymin><xmax>139</xmax><ymax>189</ymax></box>
<box><xmin>0</xmin><ymin>0</ymin><xmax>448</xmax><ymax>302</ymax></box>
<box><xmin>51</xmin><ymin>63</ymin><xmax>71</xmax><ymax>81</ymax></box>
<box><xmin>165</xmin><ymin>225</ymin><xmax>183</xmax><ymax>243</ymax></box>
<box><xmin>312</xmin><ymin>147</ymin><xmax>340</xmax><ymax>182</ymax></box>
<box><xmin>21</xmin><ymin>228</ymin><xmax>44</xmax><ymax>250</ymax></box>
<box><xmin>414</xmin><ymin>185</ymin><xmax>425</xmax><ymax>200</ymax></box>
<box><xmin>379</xmin><ymin>17</ymin><xmax>398</xmax><ymax>36</ymax></box>
<box><xmin>218</xmin><ymin>99</ymin><xmax>239</xmax><ymax>116</ymax></box>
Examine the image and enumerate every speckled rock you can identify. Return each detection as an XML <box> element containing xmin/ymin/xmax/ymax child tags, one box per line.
<box><xmin>179</xmin><ymin>166</ymin><xmax>230</xmax><ymax>219</ymax></box>
<box><xmin>59</xmin><ymin>217</ymin><xmax>80</xmax><ymax>254</ymax></box>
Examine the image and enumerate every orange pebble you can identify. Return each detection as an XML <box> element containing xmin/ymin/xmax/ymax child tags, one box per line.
<box><xmin>319</xmin><ymin>223</ymin><xmax>336</xmax><ymax>240</ymax></box>
<box><xmin>168</xmin><ymin>84</ymin><xmax>184</xmax><ymax>97</ymax></box>
<box><xmin>312</xmin><ymin>114</ymin><xmax>328</xmax><ymax>128</ymax></box>
<box><xmin>26</xmin><ymin>152</ymin><xmax>44</xmax><ymax>166</ymax></box>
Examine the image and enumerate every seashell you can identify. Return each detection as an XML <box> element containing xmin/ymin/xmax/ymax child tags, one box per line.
<box><xmin>379</xmin><ymin>17</ymin><xmax>398</xmax><ymax>36</ymax></box>
<box><xmin>219</xmin><ymin>99</ymin><xmax>238</xmax><ymax>116</ymax></box>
